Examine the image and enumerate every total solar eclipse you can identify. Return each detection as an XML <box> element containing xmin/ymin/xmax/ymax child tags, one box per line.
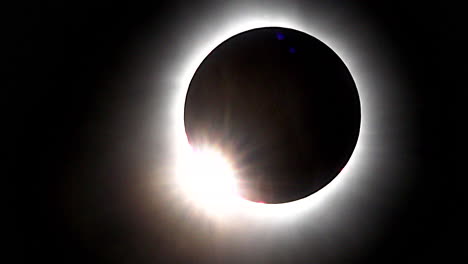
<box><xmin>184</xmin><ymin>27</ymin><xmax>360</xmax><ymax>204</ymax></box>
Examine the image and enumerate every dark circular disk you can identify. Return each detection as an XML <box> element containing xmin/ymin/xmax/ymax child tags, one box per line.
<box><xmin>184</xmin><ymin>27</ymin><xmax>361</xmax><ymax>204</ymax></box>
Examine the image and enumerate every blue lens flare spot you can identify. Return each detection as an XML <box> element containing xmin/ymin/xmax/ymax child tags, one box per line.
<box><xmin>289</xmin><ymin>47</ymin><xmax>296</xmax><ymax>53</ymax></box>
<box><xmin>276</xmin><ymin>32</ymin><xmax>285</xmax><ymax>40</ymax></box>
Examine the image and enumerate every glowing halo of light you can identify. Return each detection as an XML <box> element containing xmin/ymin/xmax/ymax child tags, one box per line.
<box><xmin>118</xmin><ymin>4</ymin><xmax>414</xmax><ymax>262</ymax></box>
<box><xmin>129</xmin><ymin>2</ymin><xmax>412</xmax><ymax>229</ymax></box>
<box><xmin>168</xmin><ymin>17</ymin><xmax>368</xmax><ymax>221</ymax></box>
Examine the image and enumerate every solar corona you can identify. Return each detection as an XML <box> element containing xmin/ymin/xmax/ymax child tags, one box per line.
<box><xmin>174</xmin><ymin>27</ymin><xmax>363</xmax><ymax>219</ymax></box>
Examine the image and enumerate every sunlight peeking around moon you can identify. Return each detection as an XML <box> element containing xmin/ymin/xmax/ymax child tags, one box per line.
<box><xmin>175</xmin><ymin>145</ymin><xmax>241</xmax><ymax>212</ymax></box>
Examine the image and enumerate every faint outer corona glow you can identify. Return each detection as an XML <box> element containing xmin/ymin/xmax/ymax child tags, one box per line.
<box><xmin>170</xmin><ymin>15</ymin><xmax>369</xmax><ymax>221</ymax></box>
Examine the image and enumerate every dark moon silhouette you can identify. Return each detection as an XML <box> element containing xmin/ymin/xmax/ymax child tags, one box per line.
<box><xmin>184</xmin><ymin>27</ymin><xmax>360</xmax><ymax>204</ymax></box>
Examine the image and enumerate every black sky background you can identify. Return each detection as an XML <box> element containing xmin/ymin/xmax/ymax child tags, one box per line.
<box><xmin>8</xmin><ymin>1</ymin><xmax>460</xmax><ymax>263</ymax></box>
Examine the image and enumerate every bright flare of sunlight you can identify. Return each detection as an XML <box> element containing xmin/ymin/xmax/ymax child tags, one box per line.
<box><xmin>176</xmin><ymin>145</ymin><xmax>242</xmax><ymax>213</ymax></box>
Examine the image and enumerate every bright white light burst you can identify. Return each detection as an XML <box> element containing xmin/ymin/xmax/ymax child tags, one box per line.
<box><xmin>175</xmin><ymin>145</ymin><xmax>243</xmax><ymax>214</ymax></box>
